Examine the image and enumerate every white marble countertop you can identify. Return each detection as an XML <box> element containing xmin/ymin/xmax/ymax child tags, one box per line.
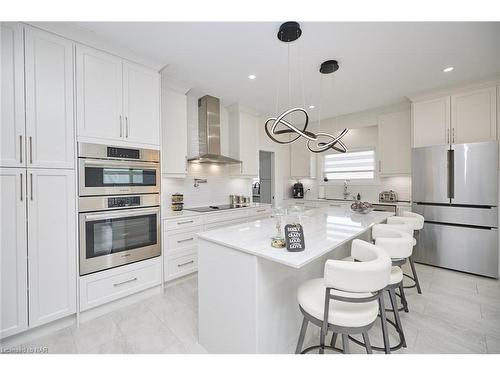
<box><xmin>198</xmin><ymin>207</ymin><xmax>393</xmax><ymax>269</ymax></box>
<box><xmin>162</xmin><ymin>202</ymin><xmax>271</xmax><ymax>220</ymax></box>
<box><xmin>284</xmin><ymin>197</ymin><xmax>412</xmax><ymax>207</ymax></box>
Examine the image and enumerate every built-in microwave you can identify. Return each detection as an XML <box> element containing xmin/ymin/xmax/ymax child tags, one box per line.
<box><xmin>78</xmin><ymin>143</ymin><xmax>160</xmax><ymax>197</ymax></box>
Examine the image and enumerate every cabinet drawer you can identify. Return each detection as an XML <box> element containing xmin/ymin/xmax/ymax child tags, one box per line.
<box><xmin>166</xmin><ymin>228</ymin><xmax>201</xmax><ymax>251</ymax></box>
<box><xmin>205</xmin><ymin>210</ymin><xmax>248</xmax><ymax>224</ymax></box>
<box><xmin>204</xmin><ymin>218</ymin><xmax>249</xmax><ymax>231</ymax></box>
<box><xmin>166</xmin><ymin>249</ymin><xmax>198</xmax><ymax>281</ymax></box>
<box><xmin>164</xmin><ymin>216</ymin><xmax>202</xmax><ymax>230</ymax></box>
<box><xmin>79</xmin><ymin>259</ymin><xmax>161</xmax><ymax>311</ymax></box>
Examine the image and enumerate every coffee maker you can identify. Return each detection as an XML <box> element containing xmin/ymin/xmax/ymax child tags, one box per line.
<box><xmin>292</xmin><ymin>182</ymin><xmax>304</xmax><ymax>199</ymax></box>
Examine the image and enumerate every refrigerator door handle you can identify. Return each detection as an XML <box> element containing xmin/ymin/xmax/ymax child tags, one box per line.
<box><xmin>447</xmin><ymin>149</ymin><xmax>455</xmax><ymax>199</ymax></box>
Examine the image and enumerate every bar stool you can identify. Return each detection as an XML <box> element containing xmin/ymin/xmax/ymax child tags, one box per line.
<box><xmin>387</xmin><ymin>212</ymin><xmax>424</xmax><ymax>294</ymax></box>
<box><xmin>367</xmin><ymin>224</ymin><xmax>414</xmax><ymax>351</ymax></box>
<box><xmin>295</xmin><ymin>239</ymin><xmax>391</xmax><ymax>354</ymax></box>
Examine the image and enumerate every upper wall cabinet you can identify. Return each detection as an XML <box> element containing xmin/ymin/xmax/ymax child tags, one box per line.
<box><xmin>228</xmin><ymin>106</ymin><xmax>259</xmax><ymax>177</ymax></box>
<box><xmin>76</xmin><ymin>46</ymin><xmax>160</xmax><ymax>147</ymax></box>
<box><xmin>25</xmin><ymin>27</ymin><xmax>75</xmax><ymax>169</ymax></box>
<box><xmin>378</xmin><ymin>110</ymin><xmax>411</xmax><ymax>175</ymax></box>
<box><xmin>76</xmin><ymin>46</ymin><xmax>123</xmax><ymax>141</ymax></box>
<box><xmin>290</xmin><ymin>138</ymin><xmax>316</xmax><ymax>179</ymax></box>
<box><xmin>451</xmin><ymin>87</ymin><xmax>497</xmax><ymax>144</ymax></box>
<box><xmin>161</xmin><ymin>86</ymin><xmax>188</xmax><ymax>176</ymax></box>
<box><xmin>123</xmin><ymin>62</ymin><xmax>160</xmax><ymax>145</ymax></box>
<box><xmin>1</xmin><ymin>23</ymin><xmax>25</xmax><ymax>168</ymax></box>
<box><xmin>412</xmin><ymin>85</ymin><xmax>497</xmax><ymax>147</ymax></box>
<box><xmin>412</xmin><ymin>96</ymin><xmax>450</xmax><ymax>147</ymax></box>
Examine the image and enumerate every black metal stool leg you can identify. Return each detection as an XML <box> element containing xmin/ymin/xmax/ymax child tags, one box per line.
<box><xmin>362</xmin><ymin>332</ymin><xmax>372</xmax><ymax>354</ymax></box>
<box><xmin>330</xmin><ymin>332</ymin><xmax>338</xmax><ymax>348</ymax></box>
<box><xmin>342</xmin><ymin>334</ymin><xmax>350</xmax><ymax>354</ymax></box>
<box><xmin>295</xmin><ymin>317</ymin><xmax>308</xmax><ymax>354</ymax></box>
<box><xmin>388</xmin><ymin>288</ymin><xmax>407</xmax><ymax>348</ymax></box>
<box><xmin>378</xmin><ymin>294</ymin><xmax>391</xmax><ymax>354</ymax></box>
<box><xmin>408</xmin><ymin>256</ymin><xmax>422</xmax><ymax>294</ymax></box>
<box><xmin>399</xmin><ymin>284</ymin><xmax>409</xmax><ymax>313</ymax></box>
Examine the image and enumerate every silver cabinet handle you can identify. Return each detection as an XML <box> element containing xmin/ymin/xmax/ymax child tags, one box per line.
<box><xmin>177</xmin><ymin>237</ymin><xmax>194</xmax><ymax>243</ymax></box>
<box><xmin>29</xmin><ymin>136</ymin><xmax>33</xmax><ymax>164</ymax></box>
<box><xmin>378</xmin><ymin>160</ymin><xmax>381</xmax><ymax>172</ymax></box>
<box><xmin>446</xmin><ymin>128</ymin><xmax>450</xmax><ymax>144</ymax></box>
<box><xmin>256</xmin><ymin>209</ymin><xmax>266</xmax><ymax>213</ymax></box>
<box><xmin>30</xmin><ymin>173</ymin><xmax>33</xmax><ymax>201</ymax></box>
<box><xmin>19</xmin><ymin>135</ymin><xmax>23</xmax><ymax>164</ymax></box>
<box><xmin>177</xmin><ymin>220</ymin><xmax>194</xmax><ymax>225</ymax></box>
<box><xmin>452</xmin><ymin>127</ymin><xmax>455</xmax><ymax>143</ymax></box>
<box><xmin>177</xmin><ymin>260</ymin><xmax>194</xmax><ymax>268</ymax></box>
<box><xmin>20</xmin><ymin>173</ymin><xmax>23</xmax><ymax>201</ymax></box>
<box><xmin>125</xmin><ymin>116</ymin><xmax>129</xmax><ymax>138</ymax></box>
<box><xmin>113</xmin><ymin>277</ymin><xmax>138</xmax><ymax>287</ymax></box>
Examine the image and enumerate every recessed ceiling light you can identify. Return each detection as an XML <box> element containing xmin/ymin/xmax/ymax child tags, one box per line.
<box><xmin>308</xmin><ymin>105</ymin><xmax>315</xmax><ymax>109</ymax></box>
<box><xmin>248</xmin><ymin>74</ymin><xmax>256</xmax><ymax>80</ymax></box>
<box><xmin>443</xmin><ymin>66</ymin><xmax>454</xmax><ymax>73</ymax></box>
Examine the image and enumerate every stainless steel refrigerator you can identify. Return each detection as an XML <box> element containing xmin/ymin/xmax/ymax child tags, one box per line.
<box><xmin>412</xmin><ymin>141</ymin><xmax>499</xmax><ymax>278</ymax></box>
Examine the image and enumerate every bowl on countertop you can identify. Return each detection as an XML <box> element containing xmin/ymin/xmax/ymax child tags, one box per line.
<box><xmin>350</xmin><ymin>201</ymin><xmax>373</xmax><ymax>214</ymax></box>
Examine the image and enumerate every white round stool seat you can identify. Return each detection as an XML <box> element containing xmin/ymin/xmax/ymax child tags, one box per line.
<box><xmin>297</xmin><ymin>278</ymin><xmax>379</xmax><ymax>328</ymax></box>
<box><xmin>390</xmin><ymin>266</ymin><xmax>403</xmax><ymax>285</ymax></box>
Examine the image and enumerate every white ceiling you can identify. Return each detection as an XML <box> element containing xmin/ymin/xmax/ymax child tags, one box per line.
<box><xmin>72</xmin><ymin>22</ymin><xmax>500</xmax><ymax>119</ymax></box>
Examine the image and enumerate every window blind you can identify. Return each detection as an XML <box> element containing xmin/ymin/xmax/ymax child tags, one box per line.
<box><xmin>323</xmin><ymin>150</ymin><xmax>375</xmax><ymax>180</ymax></box>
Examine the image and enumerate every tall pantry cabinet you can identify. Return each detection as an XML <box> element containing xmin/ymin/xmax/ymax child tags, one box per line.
<box><xmin>0</xmin><ymin>23</ymin><xmax>76</xmax><ymax>339</ymax></box>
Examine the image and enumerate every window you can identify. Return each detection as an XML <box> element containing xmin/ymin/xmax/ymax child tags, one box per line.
<box><xmin>323</xmin><ymin>150</ymin><xmax>376</xmax><ymax>180</ymax></box>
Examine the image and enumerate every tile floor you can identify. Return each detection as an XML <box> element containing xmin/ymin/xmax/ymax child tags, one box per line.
<box><xmin>2</xmin><ymin>262</ymin><xmax>500</xmax><ymax>354</ymax></box>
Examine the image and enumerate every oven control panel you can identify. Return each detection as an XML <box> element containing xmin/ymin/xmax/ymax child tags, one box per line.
<box><xmin>108</xmin><ymin>196</ymin><xmax>141</xmax><ymax>208</ymax></box>
<box><xmin>107</xmin><ymin>146</ymin><xmax>140</xmax><ymax>159</ymax></box>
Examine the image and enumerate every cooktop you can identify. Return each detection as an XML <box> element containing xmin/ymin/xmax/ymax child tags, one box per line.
<box><xmin>186</xmin><ymin>204</ymin><xmax>249</xmax><ymax>213</ymax></box>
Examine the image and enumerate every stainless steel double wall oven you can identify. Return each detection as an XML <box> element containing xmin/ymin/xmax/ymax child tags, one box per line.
<box><xmin>78</xmin><ymin>143</ymin><xmax>161</xmax><ymax>276</ymax></box>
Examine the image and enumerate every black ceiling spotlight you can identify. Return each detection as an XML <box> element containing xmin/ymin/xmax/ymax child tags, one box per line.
<box><xmin>277</xmin><ymin>21</ymin><xmax>302</xmax><ymax>42</ymax></box>
<box><xmin>320</xmin><ymin>60</ymin><xmax>340</xmax><ymax>74</ymax></box>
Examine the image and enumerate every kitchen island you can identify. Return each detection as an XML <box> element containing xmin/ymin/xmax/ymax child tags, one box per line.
<box><xmin>197</xmin><ymin>207</ymin><xmax>393</xmax><ymax>354</ymax></box>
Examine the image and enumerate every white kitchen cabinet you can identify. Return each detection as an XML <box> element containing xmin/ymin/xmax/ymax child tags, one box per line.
<box><xmin>412</xmin><ymin>96</ymin><xmax>450</xmax><ymax>147</ymax></box>
<box><xmin>451</xmin><ymin>87</ymin><xmax>497</xmax><ymax>144</ymax></box>
<box><xmin>76</xmin><ymin>45</ymin><xmax>160</xmax><ymax>147</ymax></box>
<box><xmin>378</xmin><ymin>110</ymin><xmax>411</xmax><ymax>175</ymax></box>
<box><xmin>27</xmin><ymin>169</ymin><xmax>76</xmax><ymax>328</ymax></box>
<box><xmin>412</xmin><ymin>85</ymin><xmax>497</xmax><ymax>148</ymax></box>
<box><xmin>0</xmin><ymin>168</ymin><xmax>28</xmax><ymax>339</ymax></box>
<box><xmin>1</xmin><ymin>23</ymin><xmax>25</xmax><ymax>168</ymax></box>
<box><xmin>76</xmin><ymin>45</ymin><xmax>123</xmax><ymax>141</ymax></box>
<box><xmin>228</xmin><ymin>106</ymin><xmax>259</xmax><ymax>177</ymax></box>
<box><xmin>290</xmin><ymin>138</ymin><xmax>316</xmax><ymax>179</ymax></box>
<box><xmin>161</xmin><ymin>87</ymin><xmax>188</xmax><ymax>176</ymax></box>
<box><xmin>24</xmin><ymin>27</ymin><xmax>75</xmax><ymax>169</ymax></box>
<box><xmin>123</xmin><ymin>62</ymin><xmax>160</xmax><ymax>145</ymax></box>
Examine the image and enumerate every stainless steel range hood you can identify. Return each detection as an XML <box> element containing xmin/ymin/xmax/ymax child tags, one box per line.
<box><xmin>187</xmin><ymin>95</ymin><xmax>242</xmax><ymax>165</ymax></box>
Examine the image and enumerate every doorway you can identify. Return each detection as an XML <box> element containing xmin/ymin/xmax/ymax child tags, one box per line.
<box><xmin>253</xmin><ymin>151</ymin><xmax>275</xmax><ymax>205</ymax></box>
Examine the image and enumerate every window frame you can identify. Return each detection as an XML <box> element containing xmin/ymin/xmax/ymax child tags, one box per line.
<box><xmin>319</xmin><ymin>147</ymin><xmax>379</xmax><ymax>186</ymax></box>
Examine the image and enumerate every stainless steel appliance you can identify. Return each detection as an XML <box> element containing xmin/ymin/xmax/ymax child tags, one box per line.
<box><xmin>78</xmin><ymin>143</ymin><xmax>161</xmax><ymax>276</ymax></box>
<box><xmin>79</xmin><ymin>194</ymin><xmax>161</xmax><ymax>275</ymax></box>
<box><xmin>292</xmin><ymin>182</ymin><xmax>304</xmax><ymax>198</ymax></box>
<box><xmin>372</xmin><ymin>203</ymin><xmax>397</xmax><ymax>214</ymax></box>
<box><xmin>186</xmin><ymin>204</ymin><xmax>249</xmax><ymax>213</ymax></box>
<box><xmin>412</xmin><ymin>141</ymin><xmax>499</xmax><ymax>278</ymax></box>
<box><xmin>78</xmin><ymin>143</ymin><xmax>160</xmax><ymax>196</ymax></box>
<box><xmin>379</xmin><ymin>190</ymin><xmax>398</xmax><ymax>203</ymax></box>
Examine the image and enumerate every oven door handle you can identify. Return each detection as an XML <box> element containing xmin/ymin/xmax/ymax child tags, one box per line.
<box><xmin>80</xmin><ymin>158</ymin><xmax>160</xmax><ymax>169</ymax></box>
<box><xmin>83</xmin><ymin>207</ymin><xmax>159</xmax><ymax>221</ymax></box>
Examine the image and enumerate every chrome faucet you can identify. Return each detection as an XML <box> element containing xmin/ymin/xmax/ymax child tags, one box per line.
<box><xmin>343</xmin><ymin>180</ymin><xmax>350</xmax><ymax>200</ymax></box>
<box><xmin>194</xmin><ymin>178</ymin><xmax>207</xmax><ymax>188</ymax></box>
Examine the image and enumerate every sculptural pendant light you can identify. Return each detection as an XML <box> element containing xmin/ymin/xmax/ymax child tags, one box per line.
<box><xmin>264</xmin><ymin>22</ymin><xmax>348</xmax><ymax>153</ymax></box>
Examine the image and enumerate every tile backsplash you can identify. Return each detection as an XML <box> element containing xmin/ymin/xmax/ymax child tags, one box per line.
<box><xmin>162</xmin><ymin>164</ymin><xmax>252</xmax><ymax>209</ymax></box>
<box><xmin>285</xmin><ymin>176</ymin><xmax>411</xmax><ymax>203</ymax></box>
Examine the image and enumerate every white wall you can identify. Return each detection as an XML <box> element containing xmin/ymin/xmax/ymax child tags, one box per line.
<box><xmin>258</xmin><ymin>114</ymin><xmax>291</xmax><ymax>206</ymax></box>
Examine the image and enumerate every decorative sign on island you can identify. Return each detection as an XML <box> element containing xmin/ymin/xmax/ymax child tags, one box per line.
<box><xmin>284</xmin><ymin>224</ymin><xmax>305</xmax><ymax>252</ymax></box>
